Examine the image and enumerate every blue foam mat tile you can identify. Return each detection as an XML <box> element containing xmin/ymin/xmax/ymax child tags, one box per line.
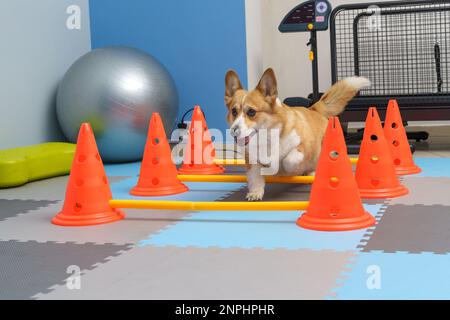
<box><xmin>415</xmin><ymin>158</ymin><xmax>450</xmax><ymax>177</ymax></box>
<box><xmin>139</xmin><ymin>204</ymin><xmax>382</xmax><ymax>252</ymax></box>
<box><xmin>104</xmin><ymin>162</ymin><xmax>141</xmax><ymax>177</ymax></box>
<box><xmin>331</xmin><ymin>251</ymin><xmax>450</xmax><ymax>299</ymax></box>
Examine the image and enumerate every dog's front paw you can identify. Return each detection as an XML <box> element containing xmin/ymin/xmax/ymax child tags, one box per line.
<box><xmin>246</xmin><ymin>190</ymin><xmax>264</xmax><ymax>201</ymax></box>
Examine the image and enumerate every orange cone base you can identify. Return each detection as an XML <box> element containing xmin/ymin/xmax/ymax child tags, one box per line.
<box><xmin>178</xmin><ymin>164</ymin><xmax>224</xmax><ymax>175</ymax></box>
<box><xmin>359</xmin><ymin>184</ymin><xmax>409</xmax><ymax>199</ymax></box>
<box><xmin>52</xmin><ymin>209</ymin><xmax>125</xmax><ymax>227</ymax></box>
<box><xmin>395</xmin><ymin>165</ymin><xmax>422</xmax><ymax>176</ymax></box>
<box><xmin>130</xmin><ymin>183</ymin><xmax>188</xmax><ymax>197</ymax></box>
<box><xmin>297</xmin><ymin>211</ymin><xmax>375</xmax><ymax>231</ymax></box>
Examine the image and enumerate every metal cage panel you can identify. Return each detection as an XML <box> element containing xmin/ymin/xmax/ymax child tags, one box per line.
<box><xmin>331</xmin><ymin>0</ymin><xmax>450</xmax><ymax>114</ymax></box>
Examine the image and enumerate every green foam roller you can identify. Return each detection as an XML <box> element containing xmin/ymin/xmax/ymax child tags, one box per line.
<box><xmin>0</xmin><ymin>142</ymin><xmax>76</xmax><ymax>188</ymax></box>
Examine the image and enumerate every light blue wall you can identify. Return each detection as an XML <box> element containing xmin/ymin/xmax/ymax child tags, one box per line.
<box><xmin>89</xmin><ymin>0</ymin><xmax>248</xmax><ymax>133</ymax></box>
<box><xmin>0</xmin><ymin>0</ymin><xmax>91</xmax><ymax>149</ymax></box>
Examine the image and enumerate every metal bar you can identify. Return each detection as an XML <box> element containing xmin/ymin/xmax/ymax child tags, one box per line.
<box><xmin>310</xmin><ymin>30</ymin><xmax>320</xmax><ymax>102</ymax></box>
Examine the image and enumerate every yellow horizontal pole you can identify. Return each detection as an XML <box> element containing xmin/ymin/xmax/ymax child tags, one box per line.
<box><xmin>177</xmin><ymin>174</ymin><xmax>314</xmax><ymax>184</ymax></box>
<box><xmin>214</xmin><ymin>158</ymin><xmax>246</xmax><ymax>165</ymax></box>
<box><xmin>109</xmin><ymin>199</ymin><xmax>309</xmax><ymax>211</ymax></box>
<box><xmin>215</xmin><ymin>158</ymin><xmax>358</xmax><ymax>165</ymax></box>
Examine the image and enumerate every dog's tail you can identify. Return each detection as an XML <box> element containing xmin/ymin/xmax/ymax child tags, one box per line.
<box><xmin>310</xmin><ymin>77</ymin><xmax>371</xmax><ymax>118</ymax></box>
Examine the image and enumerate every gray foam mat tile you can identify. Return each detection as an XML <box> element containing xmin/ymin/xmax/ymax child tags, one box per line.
<box><xmin>361</xmin><ymin>198</ymin><xmax>389</xmax><ymax>205</ymax></box>
<box><xmin>0</xmin><ymin>199</ymin><xmax>57</xmax><ymax>221</ymax></box>
<box><xmin>222</xmin><ymin>165</ymin><xmax>246</xmax><ymax>174</ymax></box>
<box><xmin>389</xmin><ymin>177</ymin><xmax>450</xmax><ymax>206</ymax></box>
<box><xmin>0</xmin><ymin>176</ymin><xmax>69</xmax><ymax>201</ymax></box>
<box><xmin>34</xmin><ymin>246</ymin><xmax>355</xmax><ymax>300</ymax></box>
<box><xmin>108</xmin><ymin>176</ymin><xmax>133</xmax><ymax>184</ymax></box>
<box><xmin>0</xmin><ymin>240</ymin><xmax>131</xmax><ymax>299</ymax></box>
<box><xmin>0</xmin><ymin>201</ymin><xmax>192</xmax><ymax>245</ymax></box>
<box><xmin>0</xmin><ymin>175</ymin><xmax>131</xmax><ymax>201</ymax></box>
<box><xmin>358</xmin><ymin>204</ymin><xmax>450</xmax><ymax>254</ymax></box>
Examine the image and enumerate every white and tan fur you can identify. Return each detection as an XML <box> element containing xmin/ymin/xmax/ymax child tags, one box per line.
<box><xmin>224</xmin><ymin>68</ymin><xmax>370</xmax><ymax>201</ymax></box>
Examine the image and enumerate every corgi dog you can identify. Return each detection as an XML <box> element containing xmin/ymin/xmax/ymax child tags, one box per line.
<box><xmin>224</xmin><ymin>68</ymin><xmax>370</xmax><ymax>201</ymax></box>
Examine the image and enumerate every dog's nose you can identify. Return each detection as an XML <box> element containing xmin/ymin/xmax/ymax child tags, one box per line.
<box><xmin>230</xmin><ymin>127</ymin><xmax>241</xmax><ymax>138</ymax></box>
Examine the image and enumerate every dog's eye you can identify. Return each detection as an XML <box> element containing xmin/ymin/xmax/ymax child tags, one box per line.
<box><xmin>231</xmin><ymin>108</ymin><xmax>238</xmax><ymax>117</ymax></box>
<box><xmin>246</xmin><ymin>108</ymin><xmax>256</xmax><ymax>117</ymax></box>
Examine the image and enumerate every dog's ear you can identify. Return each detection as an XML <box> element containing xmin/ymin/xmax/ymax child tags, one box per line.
<box><xmin>225</xmin><ymin>70</ymin><xmax>243</xmax><ymax>107</ymax></box>
<box><xmin>256</xmin><ymin>68</ymin><xmax>278</xmax><ymax>106</ymax></box>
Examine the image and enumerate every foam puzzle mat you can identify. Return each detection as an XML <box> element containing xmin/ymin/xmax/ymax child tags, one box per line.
<box><xmin>0</xmin><ymin>158</ymin><xmax>449</xmax><ymax>299</ymax></box>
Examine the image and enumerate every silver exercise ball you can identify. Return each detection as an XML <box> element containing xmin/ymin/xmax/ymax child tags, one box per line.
<box><xmin>56</xmin><ymin>46</ymin><xmax>179</xmax><ymax>163</ymax></box>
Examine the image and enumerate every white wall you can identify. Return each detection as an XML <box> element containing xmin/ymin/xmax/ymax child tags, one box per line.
<box><xmin>245</xmin><ymin>0</ymin><xmax>264</xmax><ymax>89</ymax></box>
<box><xmin>246</xmin><ymin>0</ymin><xmax>382</xmax><ymax>99</ymax></box>
<box><xmin>0</xmin><ymin>0</ymin><xmax>91</xmax><ymax>149</ymax></box>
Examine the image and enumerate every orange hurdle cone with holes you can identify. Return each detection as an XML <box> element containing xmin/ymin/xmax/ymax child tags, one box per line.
<box><xmin>130</xmin><ymin>113</ymin><xmax>188</xmax><ymax>196</ymax></box>
<box><xmin>355</xmin><ymin>107</ymin><xmax>409</xmax><ymax>198</ymax></box>
<box><xmin>297</xmin><ymin>117</ymin><xmax>375</xmax><ymax>231</ymax></box>
<box><xmin>178</xmin><ymin>105</ymin><xmax>224</xmax><ymax>175</ymax></box>
<box><xmin>384</xmin><ymin>99</ymin><xmax>422</xmax><ymax>175</ymax></box>
<box><xmin>52</xmin><ymin>123</ymin><xmax>125</xmax><ymax>226</ymax></box>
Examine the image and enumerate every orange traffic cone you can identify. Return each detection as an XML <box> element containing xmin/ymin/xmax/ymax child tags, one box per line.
<box><xmin>355</xmin><ymin>107</ymin><xmax>409</xmax><ymax>198</ymax></box>
<box><xmin>384</xmin><ymin>99</ymin><xmax>421</xmax><ymax>175</ymax></box>
<box><xmin>178</xmin><ymin>105</ymin><xmax>224</xmax><ymax>174</ymax></box>
<box><xmin>131</xmin><ymin>113</ymin><xmax>188</xmax><ymax>196</ymax></box>
<box><xmin>52</xmin><ymin>123</ymin><xmax>125</xmax><ymax>226</ymax></box>
<box><xmin>297</xmin><ymin>117</ymin><xmax>375</xmax><ymax>231</ymax></box>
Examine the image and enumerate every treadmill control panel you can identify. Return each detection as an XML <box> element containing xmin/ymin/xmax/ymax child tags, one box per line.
<box><xmin>279</xmin><ymin>0</ymin><xmax>331</xmax><ymax>32</ymax></box>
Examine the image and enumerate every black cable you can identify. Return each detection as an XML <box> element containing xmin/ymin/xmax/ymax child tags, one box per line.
<box><xmin>435</xmin><ymin>41</ymin><xmax>443</xmax><ymax>93</ymax></box>
<box><xmin>177</xmin><ymin>107</ymin><xmax>206</xmax><ymax>129</ymax></box>
<box><xmin>176</xmin><ymin>108</ymin><xmax>194</xmax><ymax>129</ymax></box>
